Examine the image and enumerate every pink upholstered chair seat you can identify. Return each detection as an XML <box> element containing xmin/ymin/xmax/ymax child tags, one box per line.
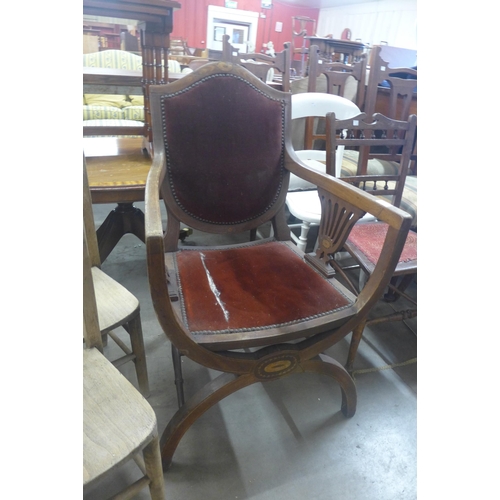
<box><xmin>345</xmin><ymin>221</ymin><xmax>417</xmax><ymax>276</ymax></box>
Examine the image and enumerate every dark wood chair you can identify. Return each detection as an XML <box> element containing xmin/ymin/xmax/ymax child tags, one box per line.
<box><xmin>334</xmin><ymin>45</ymin><xmax>418</xmax><ymax>226</ymax></box>
<box><xmin>144</xmin><ymin>62</ymin><xmax>413</xmax><ymax>469</ymax></box>
<box><xmin>363</xmin><ymin>45</ymin><xmax>417</xmax><ymax>122</ymax></box>
<box><xmin>221</xmin><ymin>34</ymin><xmax>291</xmax><ymax>92</ymax></box>
<box><xmin>307</xmin><ymin>45</ymin><xmax>367</xmax><ymax>109</ymax></box>
<box><xmin>359</xmin><ymin>45</ymin><xmax>417</xmax><ymax>175</ymax></box>
<box><xmin>296</xmin><ymin>45</ymin><xmax>366</xmax><ymax>153</ymax></box>
<box><xmin>324</xmin><ymin>111</ymin><xmax>417</xmax><ymax>373</ymax></box>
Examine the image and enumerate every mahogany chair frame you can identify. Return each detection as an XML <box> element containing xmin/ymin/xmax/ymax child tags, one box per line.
<box><xmin>145</xmin><ymin>62</ymin><xmax>413</xmax><ymax>469</ymax></box>
<box><xmin>363</xmin><ymin>46</ymin><xmax>417</xmax><ymax>122</ymax></box>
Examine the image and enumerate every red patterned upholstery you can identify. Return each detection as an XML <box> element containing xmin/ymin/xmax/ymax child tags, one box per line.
<box><xmin>347</xmin><ymin>222</ymin><xmax>417</xmax><ymax>266</ymax></box>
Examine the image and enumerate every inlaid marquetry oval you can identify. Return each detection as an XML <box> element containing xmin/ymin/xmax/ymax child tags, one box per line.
<box><xmin>264</xmin><ymin>360</ymin><xmax>292</xmax><ymax>373</ymax></box>
<box><xmin>255</xmin><ymin>353</ymin><xmax>299</xmax><ymax>379</ymax></box>
<box><xmin>320</xmin><ymin>236</ymin><xmax>333</xmax><ymax>249</ymax></box>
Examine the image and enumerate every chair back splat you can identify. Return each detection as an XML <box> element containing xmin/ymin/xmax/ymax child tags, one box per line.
<box><xmin>145</xmin><ymin>61</ymin><xmax>413</xmax><ymax>469</ymax></box>
<box><xmin>285</xmin><ymin>93</ymin><xmax>361</xmax><ymax>252</ymax></box>
<box><xmin>326</xmin><ymin>112</ymin><xmax>417</xmax><ymax>209</ymax></box>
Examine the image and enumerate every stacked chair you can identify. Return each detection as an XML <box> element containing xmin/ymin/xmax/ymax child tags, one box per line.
<box><xmin>83</xmin><ymin>202</ymin><xmax>165</xmax><ymax>499</ymax></box>
<box><xmin>83</xmin><ymin>157</ymin><xmax>150</xmax><ymax>396</ymax></box>
<box><xmin>221</xmin><ymin>34</ymin><xmax>291</xmax><ymax>92</ymax></box>
<box><xmin>307</xmin><ymin>45</ymin><xmax>367</xmax><ymax>110</ymax></box>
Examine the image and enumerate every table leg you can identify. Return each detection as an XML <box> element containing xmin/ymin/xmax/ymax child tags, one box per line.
<box><xmin>96</xmin><ymin>203</ymin><xmax>145</xmax><ymax>262</ymax></box>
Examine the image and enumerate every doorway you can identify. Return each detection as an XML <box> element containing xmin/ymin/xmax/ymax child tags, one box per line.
<box><xmin>207</xmin><ymin>5</ymin><xmax>259</xmax><ymax>54</ymax></box>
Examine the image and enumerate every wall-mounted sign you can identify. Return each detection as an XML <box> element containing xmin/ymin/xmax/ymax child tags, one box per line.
<box><xmin>225</xmin><ymin>1</ymin><xmax>238</xmax><ymax>8</ymax></box>
<box><xmin>261</xmin><ymin>0</ymin><xmax>272</xmax><ymax>9</ymax></box>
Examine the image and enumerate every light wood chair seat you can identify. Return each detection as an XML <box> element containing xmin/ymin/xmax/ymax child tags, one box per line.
<box><xmin>92</xmin><ymin>266</ymin><xmax>140</xmax><ymax>333</ymax></box>
<box><xmin>83</xmin><ymin>348</ymin><xmax>158</xmax><ymax>488</ymax></box>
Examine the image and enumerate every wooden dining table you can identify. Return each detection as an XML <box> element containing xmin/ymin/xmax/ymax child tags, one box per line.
<box><xmin>84</xmin><ymin>136</ymin><xmax>152</xmax><ymax>262</ymax></box>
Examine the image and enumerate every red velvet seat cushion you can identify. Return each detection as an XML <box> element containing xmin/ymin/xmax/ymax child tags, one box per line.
<box><xmin>174</xmin><ymin>241</ymin><xmax>353</xmax><ymax>335</ymax></box>
<box><xmin>347</xmin><ymin>222</ymin><xmax>417</xmax><ymax>266</ymax></box>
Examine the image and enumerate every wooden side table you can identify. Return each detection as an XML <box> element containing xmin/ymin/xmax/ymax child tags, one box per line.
<box><xmin>84</xmin><ymin>137</ymin><xmax>152</xmax><ymax>262</ymax></box>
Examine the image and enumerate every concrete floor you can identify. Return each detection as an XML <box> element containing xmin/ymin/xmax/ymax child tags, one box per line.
<box><xmin>84</xmin><ymin>202</ymin><xmax>417</xmax><ymax>500</ymax></box>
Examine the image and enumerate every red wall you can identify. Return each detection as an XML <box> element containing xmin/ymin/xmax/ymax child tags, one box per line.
<box><xmin>171</xmin><ymin>0</ymin><xmax>319</xmax><ymax>57</ymax></box>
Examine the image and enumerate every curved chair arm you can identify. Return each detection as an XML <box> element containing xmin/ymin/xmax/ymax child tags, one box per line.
<box><xmin>285</xmin><ymin>148</ymin><xmax>412</xmax><ymax>320</ymax></box>
<box><xmin>145</xmin><ymin>149</ymin><xmax>256</xmax><ymax>375</ymax></box>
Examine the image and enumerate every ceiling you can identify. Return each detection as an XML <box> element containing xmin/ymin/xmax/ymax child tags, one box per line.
<box><xmin>278</xmin><ymin>0</ymin><xmax>376</xmax><ymax>8</ymax></box>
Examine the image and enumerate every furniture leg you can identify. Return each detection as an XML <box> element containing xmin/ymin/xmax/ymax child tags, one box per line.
<box><xmin>171</xmin><ymin>344</ymin><xmax>185</xmax><ymax>408</ymax></box>
<box><xmin>346</xmin><ymin>320</ymin><xmax>366</xmax><ymax>374</ymax></box>
<box><xmin>302</xmin><ymin>353</ymin><xmax>357</xmax><ymax>417</ymax></box>
<box><xmin>96</xmin><ymin>203</ymin><xmax>146</xmax><ymax>262</ymax></box>
<box><xmin>160</xmin><ymin>372</ymin><xmax>255</xmax><ymax>470</ymax></box>
<box><xmin>297</xmin><ymin>221</ymin><xmax>311</xmax><ymax>252</ymax></box>
<box><xmin>384</xmin><ymin>274</ymin><xmax>414</xmax><ymax>302</ymax></box>
<box><xmin>142</xmin><ymin>434</ymin><xmax>167</xmax><ymax>500</ymax></box>
<box><xmin>160</xmin><ymin>353</ymin><xmax>357</xmax><ymax>469</ymax></box>
<box><xmin>127</xmin><ymin>314</ymin><xmax>150</xmax><ymax>397</ymax></box>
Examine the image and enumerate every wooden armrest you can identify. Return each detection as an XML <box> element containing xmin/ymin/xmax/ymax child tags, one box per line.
<box><xmin>144</xmin><ymin>151</ymin><xmax>254</xmax><ymax>373</ymax></box>
<box><xmin>285</xmin><ymin>150</ymin><xmax>411</xmax><ymax>231</ymax></box>
<box><xmin>285</xmin><ymin>149</ymin><xmax>412</xmax><ymax>315</ymax></box>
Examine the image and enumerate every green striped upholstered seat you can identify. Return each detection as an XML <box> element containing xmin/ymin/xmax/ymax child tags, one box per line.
<box><xmin>340</xmin><ymin>149</ymin><xmax>417</xmax><ymax>228</ymax></box>
<box><xmin>83</xmin><ymin>50</ymin><xmax>181</xmax><ymax>130</ymax></box>
<box><xmin>83</xmin><ymin>49</ymin><xmax>143</xmax><ymax>70</ymax></box>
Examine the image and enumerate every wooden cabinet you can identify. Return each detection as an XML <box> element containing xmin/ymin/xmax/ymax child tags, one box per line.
<box><xmin>83</xmin><ymin>0</ymin><xmax>181</xmax><ymax>142</ymax></box>
<box><xmin>306</xmin><ymin>37</ymin><xmax>364</xmax><ymax>63</ymax></box>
